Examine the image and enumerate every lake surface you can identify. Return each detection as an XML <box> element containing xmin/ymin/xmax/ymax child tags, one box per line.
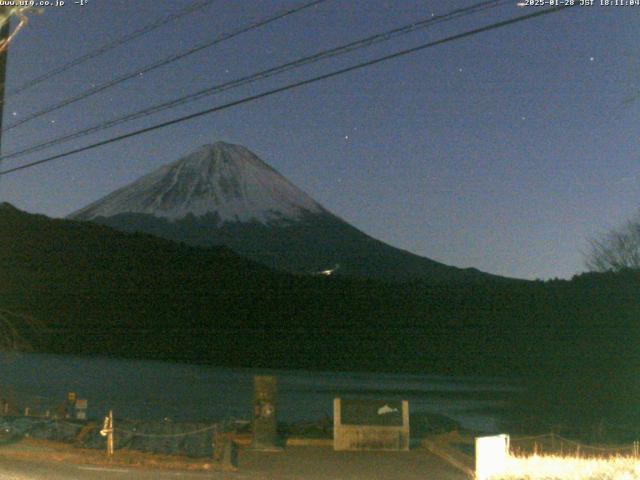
<box><xmin>0</xmin><ymin>353</ymin><xmax>517</xmax><ymax>433</ymax></box>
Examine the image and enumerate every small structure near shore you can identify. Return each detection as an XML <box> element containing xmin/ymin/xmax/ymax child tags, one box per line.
<box><xmin>251</xmin><ymin>376</ymin><xmax>280</xmax><ymax>451</ymax></box>
<box><xmin>475</xmin><ymin>434</ymin><xmax>509</xmax><ymax>480</ymax></box>
<box><xmin>333</xmin><ymin>398</ymin><xmax>409</xmax><ymax>451</ymax></box>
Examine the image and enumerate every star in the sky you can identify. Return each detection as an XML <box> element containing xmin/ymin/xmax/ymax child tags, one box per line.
<box><xmin>589</xmin><ymin>57</ymin><xmax>595</xmax><ymax>62</ymax></box>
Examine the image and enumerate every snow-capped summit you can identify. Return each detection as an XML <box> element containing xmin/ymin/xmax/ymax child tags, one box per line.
<box><xmin>71</xmin><ymin>142</ymin><xmax>323</xmax><ymax>224</ymax></box>
<box><xmin>70</xmin><ymin>141</ymin><xmax>503</xmax><ymax>283</ymax></box>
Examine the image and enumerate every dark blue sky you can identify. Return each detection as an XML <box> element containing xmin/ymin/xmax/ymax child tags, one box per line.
<box><xmin>0</xmin><ymin>0</ymin><xmax>638</xmax><ymax>280</ymax></box>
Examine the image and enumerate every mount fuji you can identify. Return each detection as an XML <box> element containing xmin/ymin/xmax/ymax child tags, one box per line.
<box><xmin>70</xmin><ymin>141</ymin><xmax>499</xmax><ymax>283</ymax></box>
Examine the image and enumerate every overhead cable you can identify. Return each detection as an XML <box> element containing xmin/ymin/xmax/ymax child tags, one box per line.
<box><xmin>8</xmin><ymin>0</ymin><xmax>219</xmax><ymax>97</ymax></box>
<box><xmin>0</xmin><ymin>0</ymin><xmax>507</xmax><ymax>163</ymax></box>
<box><xmin>3</xmin><ymin>0</ymin><xmax>329</xmax><ymax>132</ymax></box>
<box><xmin>0</xmin><ymin>5</ymin><xmax>575</xmax><ymax>178</ymax></box>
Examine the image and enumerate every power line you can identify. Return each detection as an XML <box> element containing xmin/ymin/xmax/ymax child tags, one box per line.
<box><xmin>3</xmin><ymin>0</ymin><xmax>329</xmax><ymax>133</ymax></box>
<box><xmin>0</xmin><ymin>5</ymin><xmax>575</xmax><ymax>178</ymax></box>
<box><xmin>7</xmin><ymin>0</ymin><xmax>218</xmax><ymax>98</ymax></box>
<box><xmin>0</xmin><ymin>0</ymin><xmax>508</xmax><ymax>163</ymax></box>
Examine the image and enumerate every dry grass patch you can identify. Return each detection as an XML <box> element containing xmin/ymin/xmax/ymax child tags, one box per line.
<box><xmin>494</xmin><ymin>453</ymin><xmax>640</xmax><ymax>480</ymax></box>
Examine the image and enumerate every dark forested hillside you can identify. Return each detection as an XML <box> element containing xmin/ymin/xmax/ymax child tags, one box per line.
<box><xmin>2</xmin><ymin>203</ymin><xmax>640</xmax><ymax>436</ymax></box>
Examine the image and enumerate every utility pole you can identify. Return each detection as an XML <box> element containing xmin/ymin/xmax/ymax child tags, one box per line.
<box><xmin>0</xmin><ymin>7</ymin><xmax>9</xmax><ymax>157</ymax></box>
<box><xmin>0</xmin><ymin>7</ymin><xmax>9</xmax><ymax>188</ymax></box>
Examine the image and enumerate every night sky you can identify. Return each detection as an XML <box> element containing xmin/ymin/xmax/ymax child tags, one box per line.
<box><xmin>0</xmin><ymin>0</ymin><xmax>637</xmax><ymax>280</ymax></box>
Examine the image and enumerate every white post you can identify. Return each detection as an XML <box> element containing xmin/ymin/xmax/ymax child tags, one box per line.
<box><xmin>475</xmin><ymin>434</ymin><xmax>510</xmax><ymax>480</ymax></box>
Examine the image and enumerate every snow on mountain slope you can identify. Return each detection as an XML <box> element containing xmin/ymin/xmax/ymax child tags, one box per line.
<box><xmin>71</xmin><ymin>142</ymin><xmax>323</xmax><ymax>223</ymax></box>
<box><xmin>69</xmin><ymin>141</ymin><xmax>508</xmax><ymax>283</ymax></box>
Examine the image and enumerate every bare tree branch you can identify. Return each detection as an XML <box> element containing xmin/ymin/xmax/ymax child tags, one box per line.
<box><xmin>586</xmin><ymin>213</ymin><xmax>640</xmax><ymax>272</ymax></box>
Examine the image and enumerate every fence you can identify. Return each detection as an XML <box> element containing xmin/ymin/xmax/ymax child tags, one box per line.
<box><xmin>510</xmin><ymin>433</ymin><xmax>640</xmax><ymax>458</ymax></box>
<box><xmin>475</xmin><ymin>433</ymin><xmax>640</xmax><ymax>480</ymax></box>
<box><xmin>0</xmin><ymin>387</ymin><xmax>66</xmax><ymax>418</ymax></box>
<box><xmin>0</xmin><ymin>413</ymin><xmax>240</xmax><ymax>458</ymax></box>
<box><xmin>0</xmin><ymin>385</ymin><xmax>243</xmax><ymax>462</ymax></box>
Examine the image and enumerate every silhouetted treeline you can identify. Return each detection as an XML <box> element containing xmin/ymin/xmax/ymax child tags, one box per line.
<box><xmin>1</xmin><ymin>203</ymin><xmax>639</xmax><ymax>436</ymax></box>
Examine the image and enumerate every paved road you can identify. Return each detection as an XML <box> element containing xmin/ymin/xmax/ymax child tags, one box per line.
<box><xmin>0</xmin><ymin>457</ymin><xmax>234</xmax><ymax>479</ymax></box>
<box><xmin>0</xmin><ymin>447</ymin><xmax>468</xmax><ymax>479</ymax></box>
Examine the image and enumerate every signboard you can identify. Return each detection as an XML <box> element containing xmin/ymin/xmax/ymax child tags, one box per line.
<box><xmin>334</xmin><ymin>398</ymin><xmax>409</xmax><ymax>451</ymax></box>
<box><xmin>341</xmin><ymin>399</ymin><xmax>404</xmax><ymax>426</ymax></box>
<box><xmin>75</xmin><ymin>399</ymin><xmax>88</xmax><ymax>420</ymax></box>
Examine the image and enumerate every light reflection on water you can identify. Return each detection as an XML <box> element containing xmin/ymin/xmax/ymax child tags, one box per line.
<box><xmin>0</xmin><ymin>352</ymin><xmax>518</xmax><ymax>433</ymax></box>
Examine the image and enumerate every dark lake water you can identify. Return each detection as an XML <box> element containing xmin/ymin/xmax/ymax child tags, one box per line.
<box><xmin>0</xmin><ymin>353</ymin><xmax>517</xmax><ymax>433</ymax></box>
